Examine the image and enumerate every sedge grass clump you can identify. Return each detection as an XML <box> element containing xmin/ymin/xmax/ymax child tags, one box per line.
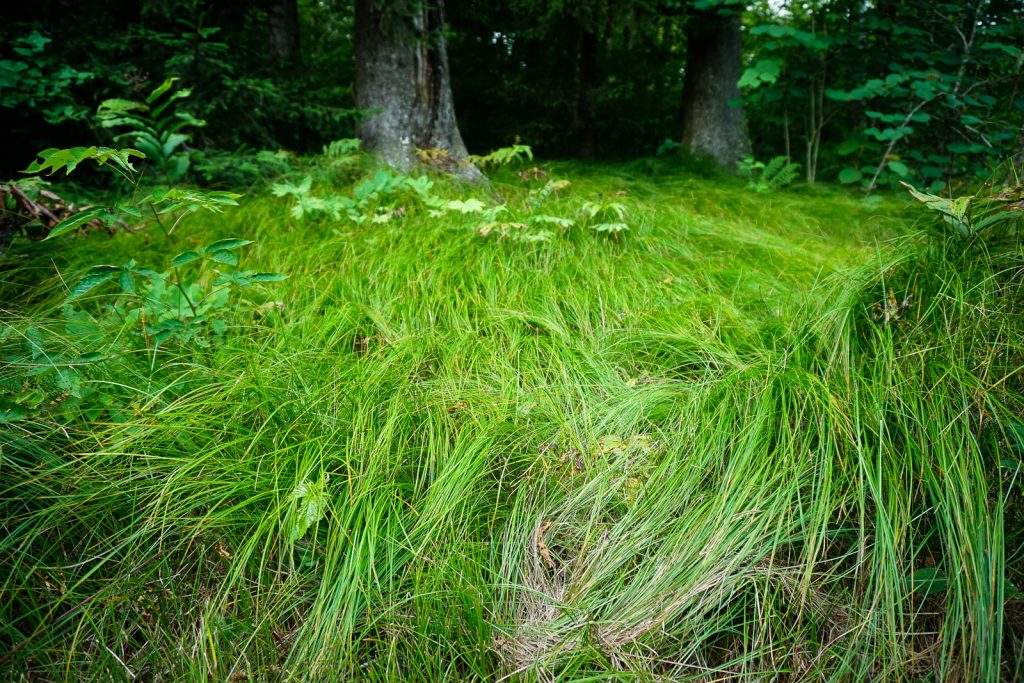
<box><xmin>1</xmin><ymin>156</ymin><xmax>1022</xmax><ymax>681</ymax></box>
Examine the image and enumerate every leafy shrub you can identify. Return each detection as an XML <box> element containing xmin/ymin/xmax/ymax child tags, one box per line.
<box><xmin>97</xmin><ymin>77</ymin><xmax>206</xmax><ymax>183</ymax></box>
<box><xmin>0</xmin><ymin>30</ymin><xmax>94</xmax><ymax>124</ymax></box>
<box><xmin>578</xmin><ymin>199</ymin><xmax>630</xmax><ymax>233</ymax></box>
<box><xmin>1</xmin><ymin>144</ymin><xmax>286</xmax><ymax>423</ymax></box>
<box><xmin>272</xmin><ymin>168</ymin><xmax>441</xmax><ymax>223</ymax></box>
<box><xmin>902</xmin><ymin>178</ymin><xmax>1024</xmax><ymax>239</ymax></box>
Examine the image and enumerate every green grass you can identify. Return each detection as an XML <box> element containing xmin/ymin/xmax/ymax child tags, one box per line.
<box><xmin>2</xmin><ymin>162</ymin><xmax>1022</xmax><ymax>681</ymax></box>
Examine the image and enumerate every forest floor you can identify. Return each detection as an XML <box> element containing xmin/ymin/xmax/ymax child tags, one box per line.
<box><xmin>2</xmin><ymin>161</ymin><xmax>1023</xmax><ymax>680</ymax></box>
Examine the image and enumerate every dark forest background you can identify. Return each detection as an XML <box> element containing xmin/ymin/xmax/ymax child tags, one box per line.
<box><xmin>3</xmin><ymin>0</ymin><xmax>1023</xmax><ymax>190</ymax></box>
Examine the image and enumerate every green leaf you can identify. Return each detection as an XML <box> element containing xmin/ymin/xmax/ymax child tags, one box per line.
<box><xmin>0</xmin><ymin>405</ymin><xmax>30</xmax><ymax>422</ymax></box>
<box><xmin>287</xmin><ymin>477</ymin><xmax>329</xmax><ymax>542</ymax></box>
<box><xmin>45</xmin><ymin>206</ymin><xmax>108</xmax><ymax>239</ymax></box>
<box><xmin>271</xmin><ymin>176</ymin><xmax>312</xmax><ymax>198</ymax></box>
<box><xmin>204</xmin><ymin>238</ymin><xmax>253</xmax><ymax>252</ymax></box>
<box><xmin>161</xmin><ymin>132</ymin><xmax>190</xmax><ymax>159</ymax></box>
<box><xmin>119</xmin><ymin>269</ymin><xmax>136</xmax><ymax>294</ymax></box>
<box><xmin>246</xmin><ymin>272</ymin><xmax>289</xmax><ymax>283</ymax></box>
<box><xmin>172</xmin><ymin>251</ymin><xmax>201</xmax><ymax>268</ymax></box>
<box><xmin>207</xmin><ymin>250</ymin><xmax>239</xmax><ymax>266</ymax></box>
<box><xmin>97</xmin><ymin>98</ymin><xmax>149</xmax><ymax>119</ymax></box>
<box><xmin>65</xmin><ymin>266</ymin><xmax>119</xmax><ymax>302</ymax></box>
<box><xmin>900</xmin><ymin>182</ymin><xmax>973</xmax><ymax>235</ymax></box>
<box><xmin>825</xmin><ymin>89</ymin><xmax>855</xmax><ymax>102</ymax></box>
<box><xmin>445</xmin><ymin>198</ymin><xmax>487</xmax><ymax>213</ymax></box>
<box><xmin>23</xmin><ymin>146</ymin><xmax>145</xmax><ymax>175</ymax></box>
<box><xmin>839</xmin><ymin>167</ymin><xmax>863</xmax><ymax>184</ymax></box>
<box><xmin>738</xmin><ymin>59</ymin><xmax>783</xmax><ymax>89</ymax></box>
<box><xmin>1009</xmin><ymin>421</ymin><xmax>1024</xmax><ymax>453</ymax></box>
<box><xmin>19</xmin><ymin>30</ymin><xmax>51</xmax><ymax>53</ymax></box>
<box><xmin>887</xmin><ymin>161</ymin><xmax>909</xmax><ymax>177</ymax></box>
<box><xmin>146</xmin><ymin>76</ymin><xmax>179</xmax><ymax>104</ymax></box>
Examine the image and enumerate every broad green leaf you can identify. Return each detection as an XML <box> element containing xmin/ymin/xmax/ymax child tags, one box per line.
<box><xmin>119</xmin><ymin>270</ymin><xmax>136</xmax><ymax>294</ymax></box>
<box><xmin>825</xmin><ymin>88</ymin><xmax>855</xmax><ymax>102</ymax></box>
<box><xmin>97</xmin><ymin>98</ymin><xmax>148</xmax><ymax>120</ymax></box>
<box><xmin>287</xmin><ymin>478</ymin><xmax>329</xmax><ymax>542</ymax></box>
<box><xmin>65</xmin><ymin>266</ymin><xmax>119</xmax><ymax>302</ymax></box>
<box><xmin>172</xmin><ymin>251</ymin><xmax>201</xmax><ymax>268</ymax></box>
<box><xmin>45</xmin><ymin>206</ymin><xmax>108</xmax><ymax>239</ymax></box>
<box><xmin>204</xmin><ymin>238</ymin><xmax>252</xmax><ymax>252</ymax></box>
<box><xmin>839</xmin><ymin>167</ymin><xmax>862</xmax><ymax>184</ymax></box>
<box><xmin>887</xmin><ymin>161</ymin><xmax>909</xmax><ymax>177</ymax></box>
<box><xmin>738</xmin><ymin>59</ymin><xmax>783</xmax><ymax>89</ymax></box>
<box><xmin>23</xmin><ymin>146</ymin><xmax>145</xmax><ymax>175</ymax></box>
<box><xmin>161</xmin><ymin>132</ymin><xmax>190</xmax><ymax>159</ymax></box>
<box><xmin>207</xmin><ymin>250</ymin><xmax>239</xmax><ymax>266</ymax></box>
<box><xmin>0</xmin><ymin>405</ymin><xmax>29</xmax><ymax>422</ymax></box>
<box><xmin>19</xmin><ymin>31</ymin><xmax>51</xmax><ymax>53</ymax></box>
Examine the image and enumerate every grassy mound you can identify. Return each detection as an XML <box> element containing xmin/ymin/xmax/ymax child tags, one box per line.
<box><xmin>2</xmin><ymin>164</ymin><xmax>1022</xmax><ymax>680</ymax></box>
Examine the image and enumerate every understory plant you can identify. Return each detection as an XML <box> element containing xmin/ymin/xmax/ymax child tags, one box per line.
<box><xmin>97</xmin><ymin>77</ymin><xmax>206</xmax><ymax>183</ymax></box>
<box><xmin>272</xmin><ymin>143</ymin><xmax>636</xmax><ymax>241</ymax></box>
<box><xmin>0</xmin><ymin>145</ymin><xmax>285</xmax><ymax>424</ymax></box>
<box><xmin>738</xmin><ymin>154</ymin><xmax>801</xmax><ymax>192</ymax></box>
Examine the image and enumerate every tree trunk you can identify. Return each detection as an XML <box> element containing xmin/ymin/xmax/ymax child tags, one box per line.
<box><xmin>680</xmin><ymin>5</ymin><xmax>750</xmax><ymax>169</ymax></box>
<box><xmin>268</xmin><ymin>0</ymin><xmax>300</xmax><ymax>62</ymax></box>
<box><xmin>355</xmin><ymin>0</ymin><xmax>481</xmax><ymax>181</ymax></box>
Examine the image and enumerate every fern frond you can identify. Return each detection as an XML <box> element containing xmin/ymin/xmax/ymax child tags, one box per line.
<box><xmin>759</xmin><ymin>156</ymin><xmax>800</xmax><ymax>192</ymax></box>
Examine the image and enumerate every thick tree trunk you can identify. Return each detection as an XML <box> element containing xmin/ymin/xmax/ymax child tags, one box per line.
<box><xmin>680</xmin><ymin>6</ymin><xmax>750</xmax><ymax>169</ymax></box>
<box><xmin>355</xmin><ymin>0</ymin><xmax>481</xmax><ymax>181</ymax></box>
<box><xmin>268</xmin><ymin>0</ymin><xmax>300</xmax><ymax>61</ymax></box>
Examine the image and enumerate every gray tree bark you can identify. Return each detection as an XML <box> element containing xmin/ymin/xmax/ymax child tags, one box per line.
<box><xmin>268</xmin><ymin>0</ymin><xmax>300</xmax><ymax>61</ymax></box>
<box><xmin>680</xmin><ymin>5</ymin><xmax>751</xmax><ymax>169</ymax></box>
<box><xmin>355</xmin><ymin>0</ymin><xmax>481</xmax><ymax>181</ymax></box>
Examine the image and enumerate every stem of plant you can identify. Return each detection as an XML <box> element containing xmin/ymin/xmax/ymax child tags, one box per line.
<box><xmin>865</xmin><ymin>97</ymin><xmax>934</xmax><ymax>194</ymax></box>
<box><xmin>173</xmin><ymin>268</ymin><xmax>198</xmax><ymax>318</ymax></box>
